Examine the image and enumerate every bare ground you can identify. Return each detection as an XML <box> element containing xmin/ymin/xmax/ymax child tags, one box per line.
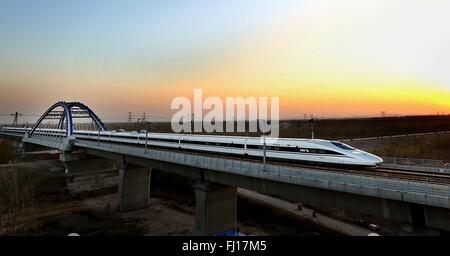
<box><xmin>6</xmin><ymin>193</ymin><xmax>274</xmax><ymax>236</ymax></box>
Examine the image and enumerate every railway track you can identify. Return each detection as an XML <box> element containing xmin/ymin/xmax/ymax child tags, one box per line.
<box><xmin>237</xmin><ymin>156</ymin><xmax>450</xmax><ymax>186</ymax></box>
<box><xmin>322</xmin><ymin>166</ymin><xmax>450</xmax><ymax>185</ymax></box>
<box><xmin>255</xmin><ymin>158</ymin><xmax>450</xmax><ymax>185</ymax></box>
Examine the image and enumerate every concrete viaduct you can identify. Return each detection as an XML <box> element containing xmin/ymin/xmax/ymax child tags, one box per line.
<box><xmin>0</xmin><ymin>101</ymin><xmax>449</xmax><ymax>234</ymax></box>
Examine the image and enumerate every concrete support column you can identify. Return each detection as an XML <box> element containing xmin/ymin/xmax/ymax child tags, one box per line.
<box><xmin>194</xmin><ymin>181</ymin><xmax>237</xmax><ymax>236</ymax></box>
<box><xmin>118</xmin><ymin>164</ymin><xmax>152</xmax><ymax>212</ymax></box>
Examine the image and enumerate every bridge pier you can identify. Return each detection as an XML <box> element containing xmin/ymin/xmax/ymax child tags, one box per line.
<box><xmin>118</xmin><ymin>163</ymin><xmax>152</xmax><ymax>212</ymax></box>
<box><xmin>194</xmin><ymin>181</ymin><xmax>237</xmax><ymax>236</ymax></box>
<box><xmin>424</xmin><ymin>206</ymin><xmax>450</xmax><ymax>232</ymax></box>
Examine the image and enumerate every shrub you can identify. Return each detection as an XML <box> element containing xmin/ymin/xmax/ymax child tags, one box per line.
<box><xmin>0</xmin><ymin>140</ymin><xmax>16</xmax><ymax>164</ymax></box>
<box><xmin>0</xmin><ymin>168</ymin><xmax>49</xmax><ymax>235</ymax></box>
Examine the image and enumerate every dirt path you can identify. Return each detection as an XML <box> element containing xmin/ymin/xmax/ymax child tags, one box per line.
<box><xmin>238</xmin><ymin>188</ymin><xmax>375</xmax><ymax>236</ymax></box>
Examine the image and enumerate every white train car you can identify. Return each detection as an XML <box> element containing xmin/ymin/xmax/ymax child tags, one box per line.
<box><xmin>0</xmin><ymin>127</ymin><xmax>383</xmax><ymax>167</ymax></box>
<box><xmin>74</xmin><ymin>130</ymin><xmax>383</xmax><ymax>167</ymax></box>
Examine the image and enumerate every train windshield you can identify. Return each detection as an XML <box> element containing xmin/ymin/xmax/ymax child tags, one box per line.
<box><xmin>331</xmin><ymin>142</ymin><xmax>355</xmax><ymax>150</ymax></box>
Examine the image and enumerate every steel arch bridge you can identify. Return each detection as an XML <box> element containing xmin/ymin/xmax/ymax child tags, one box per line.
<box><xmin>27</xmin><ymin>101</ymin><xmax>107</xmax><ymax>140</ymax></box>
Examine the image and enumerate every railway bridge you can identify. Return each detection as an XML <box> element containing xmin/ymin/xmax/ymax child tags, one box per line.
<box><xmin>1</xmin><ymin>101</ymin><xmax>449</xmax><ymax>234</ymax></box>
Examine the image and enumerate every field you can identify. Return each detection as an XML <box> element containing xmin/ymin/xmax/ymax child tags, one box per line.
<box><xmin>0</xmin><ymin>166</ymin><xmax>326</xmax><ymax>236</ymax></box>
<box><xmin>348</xmin><ymin>133</ymin><xmax>450</xmax><ymax>163</ymax></box>
<box><xmin>3</xmin><ymin>115</ymin><xmax>449</xmax><ymax>140</ymax></box>
<box><xmin>104</xmin><ymin>115</ymin><xmax>450</xmax><ymax>140</ymax></box>
<box><xmin>281</xmin><ymin>115</ymin><xmax>450</xmax><ymax>140</ymax></box>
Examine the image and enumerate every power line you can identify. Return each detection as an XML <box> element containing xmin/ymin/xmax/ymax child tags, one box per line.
<box><xmin>0</xmin><ymin>112</ymin><xmax>24</xmax><ymax>126</ymax></box>
<box><xmin>0</xmin><ymin>113</ymin><xmax>39</xmax><ymax>117</ymax></box>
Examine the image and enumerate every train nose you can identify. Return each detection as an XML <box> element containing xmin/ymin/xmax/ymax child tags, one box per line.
<box><xmin>366</xmin><ymin>153</ymin><xmax>383</xmax><ymax>165</ymax></box>
<box><xmin>373</xmin><ymin>155</ymin><xmax>384</xmax><ymax>165</ymax></box>
<box><xmin>354</xmin><ymin>150</ymin><xmax>383</xmax><ymax>166</ymax></box>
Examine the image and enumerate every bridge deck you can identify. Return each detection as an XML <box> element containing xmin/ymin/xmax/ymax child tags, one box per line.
<box><xmin>72</xmin><ymin>139</ymin><xmax>450</xmax><ymax>209</ymax></box>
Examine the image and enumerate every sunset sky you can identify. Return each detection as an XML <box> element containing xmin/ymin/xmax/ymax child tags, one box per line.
<box><xmin>1</xmin><ymin>0</ymin><xmax>450</xmax><ymax>123</ymax></box>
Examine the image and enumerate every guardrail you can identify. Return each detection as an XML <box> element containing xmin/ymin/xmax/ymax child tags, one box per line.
<box><xmin>380</xmin><ymin>157</ymin><xmax>450</xmax><ymax>174</ymax></box>
<box><xmin>382</xmin><ymin>157</ymin><xmax>444</xmax><ymax>168</ymax></box>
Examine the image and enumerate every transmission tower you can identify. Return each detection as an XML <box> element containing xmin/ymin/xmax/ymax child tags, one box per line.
<box><xmin>9</xmin><ymin>112</ymin><xmax>23</xmax><ymax>126</ymax></box>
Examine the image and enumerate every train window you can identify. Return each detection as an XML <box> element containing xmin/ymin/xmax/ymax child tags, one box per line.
<box><xmin>331</xmin><ymin>142</ymin><xmax>355</xmax><ymax>150</ymax></box>
<box><xmin>179</xmin><ymin>140</ymin><xmax>245</xmax><ymax>148</ymax></box>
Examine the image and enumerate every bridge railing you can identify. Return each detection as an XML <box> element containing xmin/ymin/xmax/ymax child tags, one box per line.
<box><xmin>382</xmin><ymin>157</ymin><xmax>444</xmax><ymax>168</ymax></box>
<box><xmin>380</xmin><ymin>158</ymin><xmax>450</xmax><ymax>174</ymax></box>
<box><xmin>30</xmin><ymin>129</ymin><xmax>65</xmax><ymax>140</ymax></box>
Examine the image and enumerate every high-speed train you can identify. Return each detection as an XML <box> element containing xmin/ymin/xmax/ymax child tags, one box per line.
<box><xmin>0</xmin><ymin>127</ymin><xmax>383</xmax><ymax>167</ymax></box>
<box><xmin>73</xmin><ymin>130</ymin><xmax>383</xmax><ymax>167</ymax></box>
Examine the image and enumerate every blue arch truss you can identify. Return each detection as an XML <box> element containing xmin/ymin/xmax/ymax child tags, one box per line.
<box><xmin>29</xmin><ymin>101</ymin><xmax>107</xmax><ymax>136</ymax></box>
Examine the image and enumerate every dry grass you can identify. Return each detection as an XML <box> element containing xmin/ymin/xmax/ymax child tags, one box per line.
<box><xmin>0</xmin><ymin>167</ymin><xmax>60</xmax><ymax>235</ymax></box>
<box><xmin>104</xmin><ymin>115</ymin><xmax>450</xmax><ymax>140</ymax></box>
<box><xmin>0</xmin><ymin>140</ymin><xmax>16</xmax><ymax>164</ymax></box>
<box><xmin>370</xmin><ymin>135</ymin><xmax>450</xmax><ymax>162</ymax></box>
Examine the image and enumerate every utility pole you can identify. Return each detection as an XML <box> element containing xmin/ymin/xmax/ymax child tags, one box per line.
<box><xmin>263</xmin><ymin>133</ymin><xmax>266</xmax><ymax>170</ymax></box>
<box><xmin>145</xmin><ymin>121</ymin><xmax>151</xmax><ymax>133</ymax></box>
<box><xmin>128</xmin><ymin>112</ymin><xmax>133</xmax><ymax>123</ymax></box>
<box><xmin>145</xmin><ymin>121</ymin><xmax>149</xmax><ymax>151</ymax></box>
<box><xmin>261</xmin><ymin>119</ymin><xmax>268</xmax><ymax>171</ymax></box>
<box><xmin>138</xmin><ymin>113</ymin><xmax>148</xmax><ymax>131</ymax></box>
<box><xmin>309</xmin><ymin>115</ymin><xmax>318</xmax><ymax>139</ymax></box>
<box><xmin>191</xmin><ymin>113</ymin><xmax>194</xmax><ymax>134</ymax></box>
